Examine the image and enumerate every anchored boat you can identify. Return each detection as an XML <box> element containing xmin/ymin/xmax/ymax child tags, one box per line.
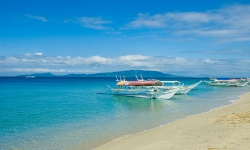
<box><xmin>205</xmin><ymin>78</ymin><xmax>249</xmax><ymax>87</ymax></box>
<box><xmin>99</xmin><ymin>75</ymin><xmax>202</xmax><ymax>99</ymax></box>
<box><xmin>108</xmin><ymin>79</ymin><xmax>181</xmax><ymax>99</ymax></box>
<box><xmin>233</xmin><ymin>78</ymin><xmax>249</xmax><ymax>87</ymax></box>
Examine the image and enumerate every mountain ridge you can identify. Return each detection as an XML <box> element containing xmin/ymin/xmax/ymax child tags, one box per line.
<box><xmin>16</xmin><ymin>70</ymin><xmax>195</xmax><ymax>78</ymax></box>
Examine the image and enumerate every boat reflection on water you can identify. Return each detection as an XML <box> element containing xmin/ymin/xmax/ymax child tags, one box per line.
<box><xmin>109</xmin><ymin>95</ymin><xmax>181</xmax><ymax>111</ymax></box>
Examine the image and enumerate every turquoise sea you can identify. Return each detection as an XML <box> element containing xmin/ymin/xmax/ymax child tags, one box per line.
<box><xmin>0</xmin><ymin>77</ymin><xmax>249</xmax><ymax>150</ymax></box>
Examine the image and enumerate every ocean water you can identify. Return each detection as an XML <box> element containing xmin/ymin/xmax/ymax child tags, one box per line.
<box><xmin>0</xmin><ymin>77</ymin><xmax>249</xmax><ymax>150</ymax></box>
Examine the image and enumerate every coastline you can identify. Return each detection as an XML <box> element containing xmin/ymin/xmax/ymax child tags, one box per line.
<box><xmin>94</xmin><ymin>91</ymin><xmax>250</xmax><ymax>150</ymax></box>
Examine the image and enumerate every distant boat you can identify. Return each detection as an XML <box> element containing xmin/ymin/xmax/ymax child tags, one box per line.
<box><xmin>205</xmin><ymin>78</ymin><xmax>249</xmax><ymax>87</ymax></box>
<box><xmin>233</xmin><ymin>78</ymin><xmax>249</xmax><ymax>87</ymax></box>
<box><xmin>26</xmin><ymin>76</ymin><xmax>35</xmax><ymax>78</ymax></box>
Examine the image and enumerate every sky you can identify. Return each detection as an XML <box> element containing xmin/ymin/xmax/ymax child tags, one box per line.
<box><xmin>1</xmin><ymin>0</ymin><xmax>250</xmax><ymax>77</ymax></box>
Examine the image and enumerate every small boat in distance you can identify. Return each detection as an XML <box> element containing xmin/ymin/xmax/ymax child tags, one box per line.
<box><xmin>231</xmin><ymin>78</ymin><xmax>249</xmax><ymax>87</ymax></box>
<box><xmin>26</xmin><ymin>76</ymin><xmax>35</xmax><ymax>78</ymax></box>
<box><xmin>205</xmin><ymin>78</ymin><xmax>249</xmax><ymax>87</ymax></box>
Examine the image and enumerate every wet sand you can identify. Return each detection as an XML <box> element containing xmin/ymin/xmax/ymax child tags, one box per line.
<box><xmin>94</xmin><ymin>92</ymin><xmax>250</xmax><ymax>150</ymax></box>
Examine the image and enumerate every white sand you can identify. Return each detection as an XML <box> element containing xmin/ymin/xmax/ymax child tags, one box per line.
<box><xmin>94</xmin><ymin>92</ymin><xmax>250</xmax><ymax>150</ymax></box>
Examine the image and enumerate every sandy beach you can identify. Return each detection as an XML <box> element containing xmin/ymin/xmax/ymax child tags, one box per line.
<box><xmin>95</xmin><ymin>92</ymin><xmax>250</xmax><ymax>150</ymax></box>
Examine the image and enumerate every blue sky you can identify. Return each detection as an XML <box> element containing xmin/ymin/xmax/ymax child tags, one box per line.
<box><xmin>1</xmin><ymin>0</ymin><xmax>250</xmax><ymax>77</ymax></box>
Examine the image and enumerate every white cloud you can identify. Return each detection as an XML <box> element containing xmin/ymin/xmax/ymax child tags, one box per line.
<box><xmin>64</xmin><ymin>55</ymin><xmax>113</xmax><ymax>66</ymax></box>
<box><xmin>124</xmin><ymin>4</ymin><xmax>250</xmax><ymax>42</ymax></box>
<box><xmin>34</xmin><ymin>52</ymin><xmax>43</xmax><ymax>56</ymax></box>
<box><xmin>166</xmin><ymin>12</ymin><xmax>216</xmax><ymax>23</ymax></box>
<box><xmin>1</xmin><ymin>53</ymin><xmax>250</xmax><ymax>77</ymax></box>
<box><xmin>119</xmin><ymin>55</ymin><xmax>149</xmax><ymax>61</ymax></box>
<box><xmin>5</xmin><ymin>57</ymin><xmax>19</xmax><ymax>62</ymax></box>
<box><xmin>77</xmin><ymin>17</ymin><xmax>113</xmax><ymax>30</ymax></box>
<box><xmin>125</xmin><ymin>12</ymin><xmax>216</xmax><ymax>29</ymax></box>
<box><xmin>125</xmin><ymin>13</ymin><xmax>167</xmax><ymax>28</ymax></box>
<box><xmin>25</xmin><ymin>14</ymin><xmax>48</xmax><ymax>22</ymax></box>
<box><xmin>126</xmin><ymin>4</ymin><xmax>250</xmax><ymax>29</ymax></box>
<box><xmin>202</xmin><ymin>58</ymin><xmax>220</xmax><ymax>64</ymax></box>
<box><xmin>24</xmin><ymin>52</ymin><xmax>43</xmax><ymax>57</ymax></box>
<box><xmin>86</xmin><ymin>56</ymin><xmax>110</xmax><ymax>64</ymax></box>
<box><xmin>183</xmin><ymin>49</ymin><xmax>250</xmax><ymax>56</ymax></box>
<box><xmin>10</xmin><ymin>68</ymin><xmax>66</xmax><ymax>73</ymax></box>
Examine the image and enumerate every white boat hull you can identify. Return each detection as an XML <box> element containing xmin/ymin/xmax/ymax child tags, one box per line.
<box><xmin>237</xmin><ymin>81</ymin><xmax>249</xmax><ymax>87</ymax></box>
<box><xmin>205</xmin><ymin>78</ymin><xmax>250</xmax><ymax>87</ymax></box>
<box><xmin>154</xmin><ymin>88</ymin><xmax>180</xmax><ymax>99</ymax></box>
<box><xmin>109</xmin><ymin>87</ymin><xmax>180</xmax><ymax>100</ymax></box>
<box><xmin>206</xmin><ymin>82</ymin><xmax>238</xmax><ymax>87</ymax></box>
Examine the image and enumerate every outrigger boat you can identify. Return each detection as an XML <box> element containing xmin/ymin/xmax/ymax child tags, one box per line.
<box><xmin>132</xmin><ymin>75</ymin><xmax>202</xmax><ymax>95</ymax></box>
<box><xmin>107</xmin><ymin>79</ymin><xmax>181</xmax><ymax>99</ymax></box>
<box><xmin>100</xmin><ymin>75</ymin><xmax>202</xmax><ymax>99</ymax></box>
<box><xmin>232</xmin><ymin>78</ymin><xmax>249</xmax><ymax>87</ymax></box>
<box><xmin>205</xmin><ymin>78</ymin><xmax>249</xmax><ymax>87</ymax></box>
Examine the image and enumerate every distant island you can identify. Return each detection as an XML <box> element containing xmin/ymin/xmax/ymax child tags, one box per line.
<box><xmin>15</xmin><ymin>70</ymin><xmax>196</xmax><ymax>78</ymax></box>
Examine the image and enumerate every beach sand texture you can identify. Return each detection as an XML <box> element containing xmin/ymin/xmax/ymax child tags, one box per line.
<box><xmin>94</xmin><ymin>92</ymin><xmax>250</xmax><ymax>150</ymax></box>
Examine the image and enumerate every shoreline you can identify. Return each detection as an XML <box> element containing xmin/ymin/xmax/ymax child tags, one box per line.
<box><xmin>94</xmin><ymin>91</ymin><xmax>250</xmax><ymax>150</ymax></box>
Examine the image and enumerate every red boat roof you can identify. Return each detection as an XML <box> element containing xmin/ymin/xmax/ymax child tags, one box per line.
<box><xmin>124</xmin><ymin>80</ymin><xmax>161</xmax><ymax>86</ymax></box>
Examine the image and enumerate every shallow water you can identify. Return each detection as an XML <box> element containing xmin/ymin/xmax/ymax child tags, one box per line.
<box><xmin>0</xmin><ymin>77</ymin><xmax>249</xmax><ymax>150</ymax></box>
